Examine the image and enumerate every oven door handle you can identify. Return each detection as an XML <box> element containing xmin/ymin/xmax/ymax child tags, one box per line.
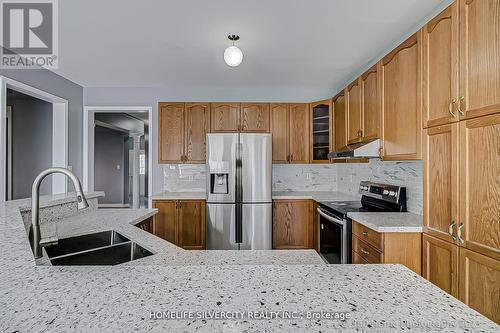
<box><xmin>317</xmin><ymin>208</ymin><xmax>345</xmax><ymax>226</ymax></box>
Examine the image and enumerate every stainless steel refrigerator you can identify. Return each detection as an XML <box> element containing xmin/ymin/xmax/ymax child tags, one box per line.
<box><xmin>206</xmin><ymin>133</ymin><xmax>272</xmax><ymax>250</ymax></box>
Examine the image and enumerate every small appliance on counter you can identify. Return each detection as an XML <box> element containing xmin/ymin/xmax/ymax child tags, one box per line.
<box><xmin>317</xmin><ymin>181</ymin><xmax>406</xmax><ymax>264</ymax></box>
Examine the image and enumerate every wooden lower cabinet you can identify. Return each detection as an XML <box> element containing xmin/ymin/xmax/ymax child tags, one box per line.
<box><xmin>152</xmin><ymin>200</ymin><xmax>178</xmax><ymax>245</ymax></box>
<box><xmin>178</xmin><ymin>200</ymin><xmax>205</xmax><ymax>250</ymax></box>
<box><xmin>423</xmin><ymin>233</ymin><xmax>500</xmax><ymax>323</ymax></box>
<box><xmin>151</xmin><ymin>200</ymin><xmax>205</xmax><ymax>250</ymax></box>
<box><xmin>351</xmin><ymin>221</ymin><xmax>422</xmax><ymax>274</ymax></box>
<box><xmin>459</xmin><ymin>248</ymin><xmax>500</xmax><ymax>324</ymax></box>
<box><xmin>422</xmin><ymin>233</ymin><xmax>459</xmax><ymax>297</ymax></box>
<box><xmin>272</xmin><ymin>200</ymin><xmax>315</xmax><ymax>249</ymax></box>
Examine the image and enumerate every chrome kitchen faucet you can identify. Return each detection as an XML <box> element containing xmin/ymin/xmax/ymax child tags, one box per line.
<box><xmin>29</xmin><ymin>167</ymin><xmax>89</xmax><ymax>258</ymax></box>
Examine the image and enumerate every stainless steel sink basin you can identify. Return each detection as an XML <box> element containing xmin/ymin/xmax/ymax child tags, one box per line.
<box><xmin>50</xmin><ymin>242</ymin><xmax>153</xmax><ymax>266</ymax></box>
<box><xmin>43</xmin><ymin>230</ymin><xmax>153</xmax><ymax>265</ymax></box>
<box><xmin>44</xmin><ymin>230</ymin><xmax>130</xmax><ymax>258</ymax></box>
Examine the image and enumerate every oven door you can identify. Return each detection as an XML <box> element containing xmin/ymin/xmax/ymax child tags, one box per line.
<box><xmin>317</xmin><ymin>207</ymin><xmax>348</xmax><ymax>264</ymax></box>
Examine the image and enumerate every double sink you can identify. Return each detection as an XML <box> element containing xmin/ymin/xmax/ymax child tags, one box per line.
<box><xmin>45</xmin><ymin>230</ymin><xmax>153</xmax><ymax>265</ymax></box>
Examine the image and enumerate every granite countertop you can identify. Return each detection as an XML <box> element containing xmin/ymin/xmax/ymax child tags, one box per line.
<box><xmin>152</xmin><ymin>190</ymin><xmax>359</xmax><ymax>203</ymax></box>
<box><xmin>273</xmin><ymin>191</ymin><xmax>358</xmax><ymax>202</ymax></box>
<box><xmin>0</xmin><ymin>193</ymin><xmax>497</xmax><ymax>332</ymax></box>
<box><xmin>347</xmin><ymin>212</ymin><xmax>423</xmax><ymax>233</ymax></box>
<box><xmin>151</xmin><ymin>191</ymin><xmax>206</xmax><ymax>200</ymax></box>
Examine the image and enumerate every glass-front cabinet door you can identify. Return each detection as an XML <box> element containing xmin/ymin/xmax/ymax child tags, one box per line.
<box><xmin>310</xmin><ymin>100</ymin><xmax>332</xmax><ymax>162</ymax></box>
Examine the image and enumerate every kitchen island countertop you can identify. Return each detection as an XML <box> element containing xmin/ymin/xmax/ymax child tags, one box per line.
<box><xmin>0</xmin><ymin>193</ymin><xmax>497</xmax><ymax>332</ymax></box>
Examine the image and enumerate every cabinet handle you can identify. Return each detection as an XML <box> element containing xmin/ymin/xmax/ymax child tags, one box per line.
<box><xmin>448</xmin><ymin>99</ymin><xmax>457</xmax><ymax>117</ymax></box>
<box><xmin>357</xmin><ymin>129</ymin><xmax>363</xmax><ymax>137</ymax></box>
<box><xmin>448</xmin><ymin>221</ymin><xmax>457</xmax><ymax>241</ymax></box>
<box><xmin>178</xmin><ymin>201</ymin><xmax>182</xmax><ymax>209</ymax></box>
<box><xmin>321</xmin><ymin>224</ymin><xmax>324</xmax><ymax>230</ymax></box>
<box><xmin>457</xmin><ymin>223</ymin><xmax>465</xmax><ymax>244</ymax></box>
<box><xmin>457</xmin><ymin>96</ymin><xmax>465</xmax><ymax>116</ymax></box>
<box><xmin>360</xmin><ymin>248</ymin><xmax>370</xmax><ymax>255</ymax></box>
<box><xmin>290</xmin><ymin>154</ymin><xmax>293</xmax><ymax>162</ymax></box>
<box><xmin>362</xmin><ymin>231</ymin><xmax>368</xmax><ymax>237</ymax></box>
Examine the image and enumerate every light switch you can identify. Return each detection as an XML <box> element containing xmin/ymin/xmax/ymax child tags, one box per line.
<box><xmin>117</xmin><ymin>165</ymin><xmax>121</xmax><ymax>170</ymax></box>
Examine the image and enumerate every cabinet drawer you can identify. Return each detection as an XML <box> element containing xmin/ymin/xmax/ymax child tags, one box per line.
<box><xmin>352</xmin><ymin>250</ymin><xmax>370</xmax><ymax>264</ymax></box>
<box><xmin>352</xmin><ymin>221</ymin><xmax>383</xmax><ymax>251</ymax></box>
<box><xmin>352</xmin><ymin>236</ymin><xmax>383</xmax><ymax>264</ymax></box>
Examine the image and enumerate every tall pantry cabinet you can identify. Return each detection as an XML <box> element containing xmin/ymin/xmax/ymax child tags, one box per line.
<box><xmin>422</xmin><ymin>0</ymin><xmax>500</xmax><ymax>324</ymax></box>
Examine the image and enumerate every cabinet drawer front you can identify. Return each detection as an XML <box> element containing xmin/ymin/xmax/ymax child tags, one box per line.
<box><xmin>352</xmin><ymin>236</ymin><xmax>383</xmax><ymax>264</ymax></box>
<box><xmin>352</xmin><ymin>221</ymin><xmax>383</xmax><ymax>251</ymax></box>
<box><xmin>352</xmin><ymin>250</ymin><xmax>370</xmax><ymax>264</ymax></box>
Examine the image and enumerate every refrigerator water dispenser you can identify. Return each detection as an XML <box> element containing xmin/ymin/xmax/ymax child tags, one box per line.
<box><xmin>210</xmin><ymin>173</ymin><xmax>229</xmax><ymax>194</ymax></box>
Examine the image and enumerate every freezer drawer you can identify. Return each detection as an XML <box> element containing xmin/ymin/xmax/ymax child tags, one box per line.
<box><xmin>240</xmin><ymin>203</ymin><xmax>272</xmax><ymax>250</ymax></box>
<box><xmin>206</xmin><ymin>204</ymin><xmax>238</xmax><ymax>250</ymax></box>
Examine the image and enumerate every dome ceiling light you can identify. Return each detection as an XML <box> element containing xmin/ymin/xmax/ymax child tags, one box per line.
<box><xmin>223</xmin><ymin>35</ymin><xmax>243</xmax><ymax>67</ymax></box>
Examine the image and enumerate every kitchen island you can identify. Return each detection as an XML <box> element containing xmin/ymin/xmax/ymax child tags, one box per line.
<box><xmin>0</xmin><ymin>193</ymin><xmax>497</xmax><ymax>332</ymax></box>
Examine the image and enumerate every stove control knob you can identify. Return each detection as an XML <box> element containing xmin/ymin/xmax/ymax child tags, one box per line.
<box><xmin>364</xmin><ymin>186</ymin><xmax>369</xmax><ymax>191</ymax></box>
<box><xmin>383</xmin><ymin>190</ymin><xmax>389</xmax><ymax>195</ymax></box>
<box><xmin>359</xmin><ymin>186</ymin><xmax>364</xmax><ymax>191</ymax></box>
<box><xmin>389</xmin><ymin>190</ymin><xmax>396</xmax><ymax>196</ymax></box>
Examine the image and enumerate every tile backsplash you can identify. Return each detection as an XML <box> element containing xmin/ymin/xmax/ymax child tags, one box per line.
<box><xmin>272</xmin><ymin>164</ymin><xmax>338</xmax><ymax>191</ymax></box>
<box><xmin>162</xmin><ymin>164</ymin><xmax>206</xmax><ymax>192</ymax></box>
<box><xmin>161</xmin><ymin>164</ymin><xmax>339</xmax><ymax>193</ymax></box>
<box><xmin>337</xmin><ymin>160</ymin><xmax>422</xmax><ymax>214</ymax></box>
<box><xmin>160</xmin><ymin>160</ymin><xmax>422</xmax><ymax>215</ymax></box>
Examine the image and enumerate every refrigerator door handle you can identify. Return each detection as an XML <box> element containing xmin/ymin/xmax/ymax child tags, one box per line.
<box><xmin>235</xmin><ymin>141</ymin><xmax>243</xmax><ymax>244</ymax></box>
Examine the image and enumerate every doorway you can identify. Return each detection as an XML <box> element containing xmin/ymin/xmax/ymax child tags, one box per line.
<box><xmin>0</xmin><ymin>76</ymin><xmax>68</xmax><ymax>202</ymax></box>
<box><xmin>83</xmin><ymin>106</ymin><xmax>153</xmax><ymax>208</ymax></box>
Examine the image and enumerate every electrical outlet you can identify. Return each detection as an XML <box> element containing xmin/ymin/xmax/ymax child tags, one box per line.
<box><xmin>306</xmin><ymin>172</ymin><xmax>311</xmax><ymax>180</ymax></box>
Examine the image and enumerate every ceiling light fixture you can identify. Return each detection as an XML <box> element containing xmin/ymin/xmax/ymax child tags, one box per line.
<box><xmin>224</xmin><ymin>35</ymin><xmax>243</xmax><ymax>67</ymax></box>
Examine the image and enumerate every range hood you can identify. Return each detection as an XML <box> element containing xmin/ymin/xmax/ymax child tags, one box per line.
<box><xmin>328</xmin><ymin>139</ymin><xmax>381</xmax><ymax>160</ymax></box>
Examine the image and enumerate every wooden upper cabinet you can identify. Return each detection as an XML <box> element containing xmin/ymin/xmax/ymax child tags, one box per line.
<box><xmin>423</xmin><ymin>234</ymin><xmax>459</xmax><ymax>297</ymax></box>
<box><xmin>423</xmin><ymin>124</ymin><xmax>459</xmax><ymax>243</ymax></box>
<box><xmin>422</xmin><ymin>3</ymin><xmax>459</xmax><ymax>128</ymax></box>
<box><xmin>273</xmin><ymin>200</ymin><xmax>311</xmax><ymax>249</ymax></box>
<box><xmin>185</xmin><ymin>103</ymin><xmax>210</xmax><ymax>163</ymax></box>
<box><xmin>211</xmin><ymin>103</ymin><xmax>240</xmax><ymax>132</ymax></box>
<box><xmin>152</xmin><ymin>200</ymin><xmax>178</xmax><ymax>244</ymax></box>
<box><xmin>333</xmin><ymin>93</ymin><xmax>348</xmax><ymax>152</ymax></box>
<box><xmin>270</xmin><ymin>103</ymin><xmax>289</xmax><ymax>163</ymax></box>
<box><xmin>459</xmin><ymin>113</ymin><xmax>500</xmax><ymax>261</ymax></box>
<box><xmin>361</xmin><ymin>65</ymin><xmax>379</xmax><ymax>141</ymax></box>
<box><xmin>459</xmin><ymin>0</ymin><xmax>500</xmax><ymax>119</ymax></box>
<box><xmin>240</xmin><ymin>103</ymin><xmax>270</xmax><ymax>132</ymax></box>
<box><xmin>346</xmin><ymin>79</ymin><xmax>363</xmax><ymax>144</ymax></box>
<box><xmin>310</xmin><ymin>100</ymin><xmax>332</xmax><ymax>163</ymax></box>
<box><xmin>178</xmin><ymin>200</ymin><xmax>205</xmax><ymax>250</ymax></box>
<box><xmin>459</xmin><ymin>248</ymin><xmax>500</xmax><ymax>323</ymax></box>
<box><xmin>380</xmin><ymin>32</ymin><xmax>422</xmax><ymax>160</ymax></box>
<box><xmin>288</xmin><ymin>103</ymin><xmax>310</xmax><ymax>163</ymax></box>
<box><xmin>158</xmin><ymin>102</ymin><xmax>184</xmax><ymax>163</ymax></box>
